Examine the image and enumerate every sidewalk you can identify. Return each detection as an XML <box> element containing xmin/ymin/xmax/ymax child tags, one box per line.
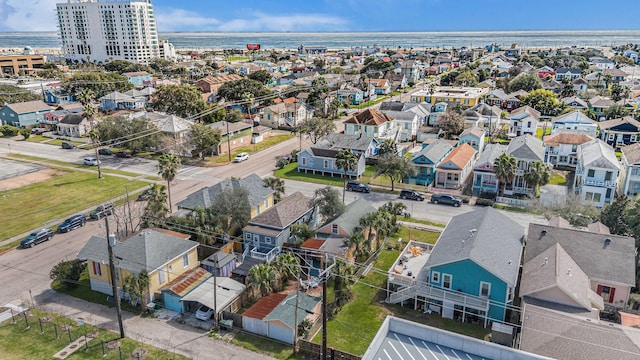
<box><xmin>28</xmin><ymin>290</ymin><xmax>274</xmax><ymax>360</ymax></box>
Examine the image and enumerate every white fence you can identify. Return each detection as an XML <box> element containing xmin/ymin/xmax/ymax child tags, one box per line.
<box><xmin>495</xmin><ymin>196</ymin><xmax>531</xmax><ymax>207</ymax></box>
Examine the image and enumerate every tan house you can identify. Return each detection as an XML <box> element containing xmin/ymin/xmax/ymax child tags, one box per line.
<box><xmin>261</xmin><ymin>102</ymin><xmax>311</xmax><ymax>128</ymax></box>
<box><xmin>76</xmin><ymin>228</ymin><xmax>200</xmax><ymax>302</ymax></box>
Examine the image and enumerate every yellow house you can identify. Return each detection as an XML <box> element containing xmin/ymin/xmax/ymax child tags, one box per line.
<box><xmin>176</xmin><ymin>173</ymin><xmax>275</xmax><ymax>218</ymax></box>
<box><xmin>77</xmin><ymin>228</ymin><xmax>199</xmax><ymax>302</ymax></box>
<box><xmin>411</xmin><ymin>86</ymin><xmax>488</xmax><ymax>108</ymax></box>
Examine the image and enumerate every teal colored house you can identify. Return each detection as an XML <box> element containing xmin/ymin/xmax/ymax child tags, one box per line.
<box><xmin>458</xmin><ymin>126</ymin><xmax>486</xmax><ymax>153</ymax></box>
<box><xmin>409</xmin><ymin>140</ymin><xmax>453</xmax><ymax>185</ymax></box>
<box><xmin>337</xmin><ymin>87</ymin><xmax>364</xmax><ymax>105</ymax></box>
<box><xmin>0</xmin><ymin>100</ymin><xmax>51</xmax><ymax>127</ymax></box>
<box><xmin>424</xmin><ymin>207</ymin><xmax>524</xmax><ymax>323</ymax></box>
<box><xmin>160</xmin><ymin>267</ymin><xmax>211</xmax><ymax>313</ymax></box>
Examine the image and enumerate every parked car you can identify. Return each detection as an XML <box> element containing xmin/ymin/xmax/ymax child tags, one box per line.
<box><xmin>20</xmin><ymin>228</ymin><xmax>54</xmax><ymax>248</ymax></box>
<box><xmin>233</xmin><ymin>152</ymin><xmax>249</xmax><ymax>162</ymax></box>
<box><xmin>430</xmin><ymin>194</ymin><xmax>463</xmax><ymax>207</ymax></box>
<box><xmin>83</xmin><ymin>156</ymin><xmax>100</xmax><ymax>166</ymax></box>
<box><xmin>90</xmin><ymin>203</ymin><xmax>114</xmax><ymax>220</ymax></box>
<box><xmin>195</xmin><ymin>304</ymin><xmax>213</xmax><ymax>321</ymax></box>
<box><xmin>115</xmin><ymin>151</ymin><xmax>131</xmax><ymax>158</ymax></box>
<box><xmin>399</xmin><ymin>189</ymin><xmax>425</xmax><ymax>201</ymax></box>
<box><xmin>57</xmin><ymin>214</ymin><xmax>86</xmax><ymax>233</ymax></box>
<box><xmin>61</xmin><ymin>141</ymin><xmax>76</xmax><ymax>149</ymax></box>
<box><xmin>98</xmin><ymin>148</ymin><xmax>113</xmax><ymax>156</ymax></box>
<box><xmin>31</xmin><ymin>127</ymin><xmax>47</xmax><ymax>135</ymax></box>
<box><xmin>136</xmin><ymin>188</ymin><xmax>154</xmax><ymax>201</ymax></box>
<box><xmin>346</xmin><ymin>180</ymin><xmax>370</xmax><ymax>193</ymax></box>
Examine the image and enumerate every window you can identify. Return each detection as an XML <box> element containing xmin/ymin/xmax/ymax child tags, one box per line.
<box><xmin>587</xmin><ymin>169</ymin><xmax>595</xmax><ymax>177</ymax></box>
<box><xmin>182</xmin><ymin>253</ymin><xmax>189</xmax><ymax>268</ymax></box>
<box><xmin>331</xmin><ymin>224</ymin><xmax>339</xmax><ymax>234</ymax></box>
<box><xmin>92</xmin><ymin>261</ymin><xmax>102</xmax><ymax>276</ymax></box>
<box><xmin>265</xmin><ymin>237</ymin><xmax>272</xmax><ymax>244</ymax></box>
<box><xmin>507</xmin><ymin>287</ymin><xmax>514</xmax><ymax>301</ymax></box>
<box><xmin>324</xmin><ymin>159</ymin><xmax>329</xmax><ymax>168</ymax></box>
<box><xmin>431</xmin><ymin>271</ymin><xmax>440</xmax><ymax>284</ymax></box>
<box><xmin>301</xmin><ymin>157</ymin><xmax>306</xmax><ymax>166</ymax></box>
<box><xmin>158</xmin><ymin>269</ymin><xmax>166</xmax><ymax>284</ymax></box>
<box><xmin>480</xmin><ymin>282</ymin><xmax>491</xmax><ymax>297</ymax></box>
<box><xmin>442</xmin><ymin>274</ymin><xmax>452</xmax><ymax>289</ymax></box>
<box><xmin>572</xmin><ymin>144</ymin><xmax>578</xmax><ymax>152</ymax></box>
<box><xmin>632</xmin><ymin>134</ymin><xmax>637</xmax><ymax>143</ymax></box>
<box><xmin>605</xmin><ymin>171</ymin><xmax>612</xmax><ymax>181</ymax></box>
<box><xmin>245</xmin><ymin>233</ymin><xmax>251</xmax><ymax>240</ymax></box>
<box><xmin>608</xmin><ymin>133</ymin><xmax>614</xmax><ymax>141</ymax></box>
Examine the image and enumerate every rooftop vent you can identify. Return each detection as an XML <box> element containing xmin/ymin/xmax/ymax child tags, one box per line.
<box><xmin>604</xmin><ymin>238</ymin><xmax>612</xmax><ymax>246</ymax></box>
<box><xmin>541</xmin><ymin>230</ymin><xmax>547</xmax><ymax>237</ymax></box>
<box><xmin>543</xmin><ymin>257</ymin><xmax>548</xmax><ymax>266</ymax></box>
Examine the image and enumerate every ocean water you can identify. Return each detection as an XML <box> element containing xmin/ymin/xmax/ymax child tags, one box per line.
<box><xmin>1</xmin><ymin>30</ymin><xmax>639</xmax><ymax>50</ymax></box>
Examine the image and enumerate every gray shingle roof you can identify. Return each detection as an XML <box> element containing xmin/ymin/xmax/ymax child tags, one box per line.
<box><xmin>265</xmin><ymin>293</ymin><xmax>321</xmax><ymax>330</ymax></box>
<box><xmin>76</xmin><ymin>229</ymin><xmax>198</xmax><ymax>274</ymax></box>
<box><xmin>508</xmin><ymin>106</ymin><xmax>541</xmax><ymax>120</ymax></box>
<box><xmin>425</xmin><ymin>207</ymin><xmax>524</xmax><ymax>286</ymax></box>
<box><xmin>525</xmin><ymin>224</ymin><xmax>636</xmax><ymax>286</ymax></box>
<box><xmin>579</xmin><ymin>139</ymin><xmax>621</xmax><ymax>170</ymax></box>
<box><xmin>177</xmin><ymin>174</ymin><xmax>274</xmax><ymax>210</ymax></box>
<box><xmin>507</xmin><ymin>134</ymin><xmax>545</xmax><ymax>161</ymax></box>
<box><xmin>248</xmin><ymin>191</ymin><xmax>313</xmax><ymax>229</ymax></box>
<box><xmin>411</xmin><ymin>140</ymin><xmax>453</xmax><ymax>163</ymax></box>
<box><xmin>474</xmin><ymin>143</ymin><xmax>507</xmax><ymax>169</ymax></box>
<box><xmin>622</xmin><ymin>142</ymin><xmax>640</xmax><ymax>164</ymax></box>
<box><xmin>324</xmin><ymin>197</ymin><xmax>375</xmax><ymax>236</ymax></box>
<box><xmin>6</xmin><ymin>100</ymin><xmax>50</xmax><ymax>114</ymax></box>
<box><xmin>316</xmin><ymin>133</ymin><xmax>376</xmax><ymax>152</ymax></box>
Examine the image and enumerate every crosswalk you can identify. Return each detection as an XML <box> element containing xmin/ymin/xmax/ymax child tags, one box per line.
<box><xmin>176</xmin><ymin>165</ymin><xmax>211</xmax><ymax>180</ymax></box>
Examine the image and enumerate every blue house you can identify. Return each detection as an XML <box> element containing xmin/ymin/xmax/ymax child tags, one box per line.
<box><xmin>160</xmin><ymin>267</ymin><xmax>212</xmax><ymax>313</ymax></box>
<box><xmin>0</xmin><ymin>100</ymin><xmax>51</xmax><ymax>127</ymax></box>
<box><xmin>597</xmin><ymin>116</ymin><xmax>640</xmax><ymax>148</ymax></box>
<box><xmin>243</xmin><ymin>192</ymin><xmax>318</xmax><ymax>262</ymax></box>
<box><xmin>409</xmin><ymin>140</ymin><xmax>453</xmax><ymax>185</ymax></box>
<box><xmin>122</xmin><ymin>71</ymin><xmax>152</xmax><ymax>88</ymax></box>
<box><xmin>99</xmin><ymin>91</ymin><xmax>146</xmax><ymax>111</ymax></box>
<box><xmin>424</xmin><ymin>207</ymin><xmax>524</xmax><ymax>323</ymax></box>
<box><xmin>44</xmin><ymin>89</ymin><xmax>74</xmax><ymax>105</ymax></box>
<box><xmin>458</xmin><ymin>126</ymin><xmax>486</xmax><ymax>153</ymax></box>
<box><xmin>337</xmin><ymin>87</ymin><xmax>364</xmax><ymax>105</ymax></box>
<box><xmin>298</xmin><ymin>148</ymin><xmax>366</xmax><ymax>179</ymax></box>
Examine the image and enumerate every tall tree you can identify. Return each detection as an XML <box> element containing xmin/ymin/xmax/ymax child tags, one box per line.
<box><xmin>248</xmin><ymin>263</ymin><xmax>277</xmax><ymax>297</ymax></box>
<box><xmin>376</xmin><ymin>153</ymin><xmax>415</xmax><ymax>191</ymax></box>
<box><xmin>78</xmin><ymin>88</ymin><xmax>103</xmax><ymax>180</ymax></box>
<box><xmin>263</xmin><ymin>177</ymin><xmax>285</xmax><ymax>203</ymax></box>
<box><xmin>217</xmin><ymin>78</ymin><xmax>272</xmax><ymax>103</ymax></box>
<box><xmin>601</xmin><ymin>196</ymin><xmax>630</xmax><ymax>235</ymax></box>
<box><xmin>560</xmin><ymin>77</ymin><xmax>575</xmax><ymax>98</ymax></box>
<box><xmin>506</xmin><ymin>73</ymin><xmax>543</xmax><ymax>93</ymax></box>
<box><xmin>95</xmin><ymin>115</ymin><xmax>161</xmax><ymax>154</ymax></box>
<box><xmin>122</xmin><ymin>270</ymin><xmax>150</xmax><ymax>306</ymax></box>
<box><xmin>273</xmin><ymin>253</ymin><xmax>299</xmax><ymax>285</ymax></box>
<box><xmin>0</xmin><ymin>85</ymin><xmax>40</xmax><ymax>104</ymax></box>
<box><xmin>311</xmin><ymin>186</ymin><xmax>344</xmax><ymax>221</ymax></box>
<box><xmin>152</xmin><ymin>85</ymin><xmax>208</xmax><ymax>119</ymax></box>
<box><xmin>190</xmin><ymin>123</ymin><xmax>221</xmax><ymax>159</ymax></box>
<box><xmin>378</xmin><ymin>138</ymin><xmax>397</xmax><ymax>156</ymax></box>
<box><xmin>248</xmin><ymin>70</ymin><xmax>272</xmax><ymax>85</ymax></box>
<box><xmin>332</xmin><ymin>258</ymin><xmax>355</xmax><ymax>308</ymax></box>
<box><xmin>524</xmin><ymin>161</ymin><xmax>551</xmax><ymax>196</ymax></box>
<box><xmin>158</xmin><ymin>153</ymin><xmax>181</xmax><ymax>213</ymax></box>
<box><xmin>439</xmin><ymin>110</ymin><xmax>464</xmax><ymax>139</ymax></box>
<box><xmin>625</xmin><ymin>198</ymin><xmax>640</xmax><ymax>248</ymax></box>
<box><xmin>62</xmin><ymin>71</ymin><xmax>133</xmax><ymax>98</ymax></box>
<box><xmin>494</xmin><ymin>153</ymin><xmax>517</xmax><ymax>196</ymax></box>
<box><xmin>335</xmin><ymin>150</ymin><xmax>358</xmax><ymax>203</ymax></box>
<box><xmin>299</xmin><ymin>117</ymin><xmax>336</xmax><ymax>144</ymax></box>
<box><xmin>520</xmin><ymin>89</ymin><xmax>565</xmax><ymax>116</ymax></box>
<box><xmin>209</xmin><ymin>187</ymin><xmax>251</xmax><ymax>236</ymax></box>
<box><xmin>143</xmin><ymin>184</ymin><xmax>169</xmax><ymax>228</ymax></box>
<box><xmin>290</xmin><ymin>223</ymin><xmax>315</xmax><ymax>246</ymax></box>
<box><xmin>346</xmin><ymin>230</ymin><xmax>369</xmax><ymax>262</ymax></box>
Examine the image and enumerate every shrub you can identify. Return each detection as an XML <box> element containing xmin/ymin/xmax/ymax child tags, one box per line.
<box><xmin>50</xmin><ymin>259</ymin><xmax>85</xmax><ymax>289</ymax></box>
<box><xmin>461</xmin><ymin>196</ymin><xmax>471</xmax><ymax>204</ymax></box>
<box><xmin>20</xmin><ymin>128</ymin><xmax>31</xmax><ymax>140</ymax></box>
<box><xmin>0</xmin><ymin>124</ymin><xmax>20</xmax><ymax>136</ymax></box>
<box><xmin>475</xmin><ymin>198</ymin><xmax>495</xmax><ymax>207</ymax></box>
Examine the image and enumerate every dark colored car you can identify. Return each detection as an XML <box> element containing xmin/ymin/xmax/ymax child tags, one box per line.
<box><xmin>57</xmin><ymin>214</ymin><xmax>86</xmax><ymax>233</ymax></box>
<box><xmin>98</xmin><ymin>148</ymin><xmax>113</xmax><ymax>155</ymax></box>
<box><xmin>61</xmin><ymin>141</ymin><xmax>76</xmax><ymax>149</ymax></box>
<box><xmin>399</xmin><ymin>189</ymin><xmax>425</xmax><ymax>201</ymax></box>
<box><xmin>346</xmin><ymin>180</ymin><xmax>371</xmax><ymax>193</ymax></box>
<box><xmin>430</xmin><ymin>194</ymin><xmax>463</xmax><ymax>207</ymax></box>
<box><xmin>115</xmin><ymin>151</ymin><xmax>132</xmax><ymax>158</ymax></box>
<box><xmin>90</xmin><ymin>203</ymin><xmax>114</xmax><ymax>220</ymax></box>
<box><xmin>20</xmin><ymin>228</ymin><xmax>54</xmax><ymax>248</ymax></box>
<box><xmin>136</xmin><ymin>188</ymin><xmax>154</xmax><ymax>201</ymax></box>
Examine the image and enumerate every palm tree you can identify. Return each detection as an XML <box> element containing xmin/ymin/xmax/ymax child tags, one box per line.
<box><xmin>273</xmin><ymin>253</ymin><xmax>299</xmax><ymax>288</ymax></box>
<box><xmin>346</xmin><ymin>229</ymin><xmax>369</xmax><ymax>262</ymax></box>
<box><xmin>143</xmin><ymin>184</ymin><xmax>168</xmax><ymax>228</ymax></box>
<box><xmin>263</xmin><ymin>177</ymin><xmax>285</xmax><ymax>203</ymax></box>
<box><xmin>378</xmin><ymin>138</ymin><xmax>397</xmax><ymax>156</ymax></box>
<box><xmin>78</xmin><ymin>89</ymin><xmax>103</xmax><ymax>180</ymax></box>
<box><xmin>359</xmin><ymin>213</ymin><xmax>377</xmax><ymax>251</ymax></box>
<box><xmin>372</xmin><ymin>210</ymin><xmax>394</xmax><ymax>251</ymax></box>
<box><xmin>524</xmin><ymin>161</ymin><xmax>551</xmax><ymax>196</ymax></box>
<box><xmin>494</xmin><ymin>153</ymin><xmax>517</xmax><ymax>196</ymax></box>
<box><xmin>335</xmin><ymin>150</ymin><xmax>358</xmax><ymax>204</ymax></box>
<box><xmin>332</xmin><ymin>258</ymin><xmax>355</xmax><ymax>308</ymax></box>
<box><xmin>248</xmin><ymin>263</ymin><xmax>277</xmax><ymax>297</ymax></box>
<box><xmin>158</xmin><ymin>153</ymin><xmax>181</xmax><ymax>213</ymax></box>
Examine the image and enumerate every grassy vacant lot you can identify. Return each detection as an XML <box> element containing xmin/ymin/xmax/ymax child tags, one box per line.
<box><xmin>0</xmin><ymin>167</ymin><xmax>148</xmax><ymax>243</ymax></box>
<box><xmin>210</xmin><ymin>134</ymin><xmax>295</xmax><ymax>164</ymax></box>
<box><xmin>548</xmin><ymin>172</ymin><xmax>567</xmax><ymax>185</ymax></box>
<box><xmin>231</xmin><ymin>332</ymin><xmax>302</xmax><ymax>360</ymax></box>
<box><xmin>310</xmin><ymin>227</ymin><xmax>477</xmax><ymax>356</ymax></box>
<box><xmin>0</xmin><ymin>309</ymin><xmax>188</xmax><ymax>360</ymax></box>
<box><xmin>26</xmin><ymin>136</ymin><xmax>85</xmax><ymax>147</ymax></box>
<box><xmin>10</xmin><ymin>154</ymin><xmax>141</xmax><ymax>177</ymax></box>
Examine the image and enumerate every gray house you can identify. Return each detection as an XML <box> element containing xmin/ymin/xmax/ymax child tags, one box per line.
<box><xmin>0</xmin><ymin>100</ymin><xmax>51</xmax><ymax>127</ymax></box>
<box><xmin>315</xmin><ymin>133</ymin><xmax>380</xmax><ymax>159</ymax></box>
<box><xmin>242</xmin><ymin>192</ymin><xmax>317</xmax><ymax>262</ymax></box>
<box><xmin>297</xmin><ymin>148</ymin><xmax>366</xmax><ymax>178</ymax></box>
<box><xmin>505</xmin><ymin>134</ymin><xmax>545</xmax><ymax>196</ymax></box>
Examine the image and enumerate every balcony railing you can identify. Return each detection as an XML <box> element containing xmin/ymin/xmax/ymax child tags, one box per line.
<box><xmin>583</xmin><ymin>179</ymin><xmax>617</xmax><ymax>188</ymax></box>
<box><xmin>387</xmin><ymin>283</ymin><xmax>490</xmax><ymax>312</ymax></box>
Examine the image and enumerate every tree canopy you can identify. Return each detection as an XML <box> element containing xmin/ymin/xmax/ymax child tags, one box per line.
<box><xmin>217</xmin><ymin>78</ymin><xmax>272</xmax><ymax>103</ymax></box>
<box><xmin>520</xmin><ymin>89</ymin><xmax>565</xmax><ymax>116</ymax></box>
<box><xmin>152</xmin><ymin>85</ymin><xmax>208</xmax><ymax>119</ymax></box>
<box><xmin>209</xmin><ymin>187</ymin><xmax>251</xmax><ymax>236</ymax></box>
<box><xmin>506</xmin><ymin>73</ymin><xmax>542</xmax><ymax>93</ymax></box>
<box><xmin>376</xmin><ymin>153</ymin><xmax>415</xmax><ymax>191</ymax></box>
<box><xmin>62</xmin><ymin>71</ymin><xmax>133</xmax><ymax>98</ymax></box>
<box><xmin>312</xmin><ymin>186</ymin><xmax>344</xmax><ymax>221</ymax></box>
<box><xmin>248</xmin><ymin>70</ymin><xmax>272</xmax><ymax>85</ymax></box>
<box><xmin>104</xmin><ymin>59</ymin><xmax>153</xmax><ymax>74</ymax></box>
<box><xmin>190</xmin><ymin>123</ymin><xmax>221</xmax><ymax>159</ymax></box>
<box><xmin>0</xmin><ymin>85</ymin><xmax>41</xmax><ymax>104</ymax></box>
<box><xmin>95</xmin><ymin>115</ymin><xmax>161</xmax><ymax>154</ymax></box>
<box><xmin>299</xmin><ymin>117</ymin><xmax>336</xmax><ymax>144</ymax></box>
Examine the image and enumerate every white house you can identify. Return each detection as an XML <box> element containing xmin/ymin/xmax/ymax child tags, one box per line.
<box><xmin>573</xmin><ymin>139</ymin><xmax>622</xmax><ymax>207</ymax></box>
<box><xmin>543</xmin><ymin>133</ymin><xmax>594</xmax><ymax>168</ymax></box>
<box><xmin>551</xmin><ymin>110</ymin><xmax>598</xmax><ymax>137</ymax></box>
<box><xmin>379</xmin><ymin>110</ymin><xmax>418</xmax><ymax>142</ymax></box>
<box><xmin>621</xmin><ymin>142</ymin><xmax>640</xmax><ymax>198</ymax></box>
<box><xmin>507</xmin><ymin>106</ymin><xmax>540</xmax><ymax>137</ymax></box>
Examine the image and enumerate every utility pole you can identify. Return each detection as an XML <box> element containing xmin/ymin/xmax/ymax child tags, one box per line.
<box><xmin>293</xmin><ymin>266</ymin><xmax>301</xmax><ymax>354</ymax></box>
<box><xmin>105</xmin><ymin>217</ymin><xmax>125</xmax><ymax>338</ymax></box>
<box><xmin>226</xmin><ymin>121</ymin><xmax>231</xmax><ymax>162</ymax></box>
<box><xmin>320</xmin><ymin>254</ymin><xmax>335</xmax><ymax>360</ymax></box>
<box><xmin>213</xmin><ymin>254</ymin><xmax>218</xmax><ymax>331</ymax></box>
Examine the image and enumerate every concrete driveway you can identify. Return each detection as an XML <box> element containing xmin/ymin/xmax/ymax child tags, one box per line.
<box><xmin>539</xmin><ymin>184</ymin><xmax>568</xmax><ymax>207</ymax></box>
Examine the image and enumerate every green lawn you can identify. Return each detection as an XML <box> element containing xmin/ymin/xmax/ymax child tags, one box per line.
<box><xmin>9</xmin><ymin>154</ymin><xmax>141</xmax><ymax>177</ymax></box>
<box><xmin>231</xmin><ymin>332</ymin><xmax>302</xmax><ymax>360</ymax></box>
<box><xmin>349</xmin><ymin>96</ymin><xmax>391</xmax><ymax>109</ymax></box>
<box><xmin>274</xmin><ymin>163</ymin><xmax>344</xmax><ymax>187</ymax></box>
<box><xmin>26</xmin><ymin>136</ymin><xmax>86</xmax><ymax>147</ymax></box>
<box><xmin>211</xmin><ymin>134</ymin><xmax>295</xmax><ymax>164</ymax></box>
<box><xmin>0</xmin><ymin>167</ymin><xmax>148</xmax><ymax>244</ymax></box>
<box><xmin>402</xmin><ymin>217</ymin><xmax>446</xmax><ymax>228</ymax></box>
<box><xmin>311</xmin><ymin>227</ymin><xmax>487</xmax><ymax>356</ymax></box>
<box><xmin>535</xmin><ymin>126</ymin><xmax>552</xmax><ymax>139</ymax></box>
<box><xmin>548</xmin><ymin>172</ymin><xmax>567</xmax><ymax>185</ymax></box>
<box><xmin>0</xmin><ymin>309</ymin><xmax>188</xmax><ymax>360</ymax></box>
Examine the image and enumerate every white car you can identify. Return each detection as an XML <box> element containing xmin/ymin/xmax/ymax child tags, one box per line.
<box><xmin>83</xmin><ymin>156</ymin><xmax>100</xmax><ymax>166</ymax></box>
<box><xmin>195</xmin><ymin>304</ymin><xmax>213</xmax><ymax>321</ymax></box>
<box><xmin>233</xmin><ymin>152</ymin><xmax>249</xmax><ymax>162</ymax></box>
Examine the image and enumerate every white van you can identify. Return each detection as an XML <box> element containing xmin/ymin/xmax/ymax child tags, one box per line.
<box><xmin>83</xmin><ymin>156</ymin><xmax>99</xmax><ymax>166</ymax></box>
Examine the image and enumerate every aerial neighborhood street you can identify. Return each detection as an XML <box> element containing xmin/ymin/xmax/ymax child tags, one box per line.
<box><xmin>1</xmin><ymin>1</ymin><xmax>640</xmax><ymax>360</ymax></box>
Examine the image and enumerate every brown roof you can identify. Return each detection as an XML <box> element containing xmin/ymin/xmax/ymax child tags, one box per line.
<box><xmin>242</xmin><ymin>293</ymin><xmax>288</xmax><ymax>320</ymax></box>
<box><xmin>622</xmin><ymin>142</ymin><xmax>640</xmax><ymax>164</ymax></box>
<box><xmin>160</xmin><ymin>267</ymin><xmax>211</xmax><ymax>297</ymax></box>
<box><xmin>300</xmin><ymin>238</ymin><xmax>325</xmax><ymax>250</ymax></box>
<box><xmin>6</xmin><ymin>100</ymin><xmax>50</xmax><ymax>114</ymax></box>
<box><xmin>249</xmin><ymin>192</ymin><xmax>313</xmax><ymax>228</ymax></box>
<box><xmin>344</xmin><ymin>109</ymin><xmax>393</xmax><ymax>126</ymax></box>
<box><xmin>543</xmin><ymin>133</ymin><xmax>594</xmax><ymax>146</ymax></box>
<box><xmin>598</xmin><ymin>116</ymin><xmax>640</xmax><ymax>130</ymax></box>
<box><xmin>154</xmin><ymin>228</ymin><xmax>191</xmax><ymax>240</ymax></box>
<box><xmin>439</xmin><ymin>143</ymin><xmax>477</xmax><ymax>170</ymax></box>
<box><xmin>198</xmin><ymin>74</ymin><xmax>243</xmax><ymax>85</ymax></box>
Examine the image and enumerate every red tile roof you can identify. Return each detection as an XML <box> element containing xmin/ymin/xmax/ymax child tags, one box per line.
<box><xmin>344</xmin><ymin>109</ymin><xmax>393</xmax><ymax>126</ymax></box>
<box><xmin>439</xmin><ymin>143</ymin><xmax>477</xmax><ymax>169</ymax></box>
<box><xmin>543</xmin><ymin>133</ymin><xmax>594</xmax><ymax>146</ymax></box>
<box><xmin>161</xmin><ymin>267</ymin><xmax>211</xmax><ymax>297</ymax></box>
<box><xmin>242</xmin><ymin>293</ymin><xmax>288</xmax><ymax>320</ymax></box>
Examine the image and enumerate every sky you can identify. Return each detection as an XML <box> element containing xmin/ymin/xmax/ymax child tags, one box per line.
<box><xmin>0</xmin><ymin>0</ymin><xmax>636</xmax><ymax>32</ymax></box>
